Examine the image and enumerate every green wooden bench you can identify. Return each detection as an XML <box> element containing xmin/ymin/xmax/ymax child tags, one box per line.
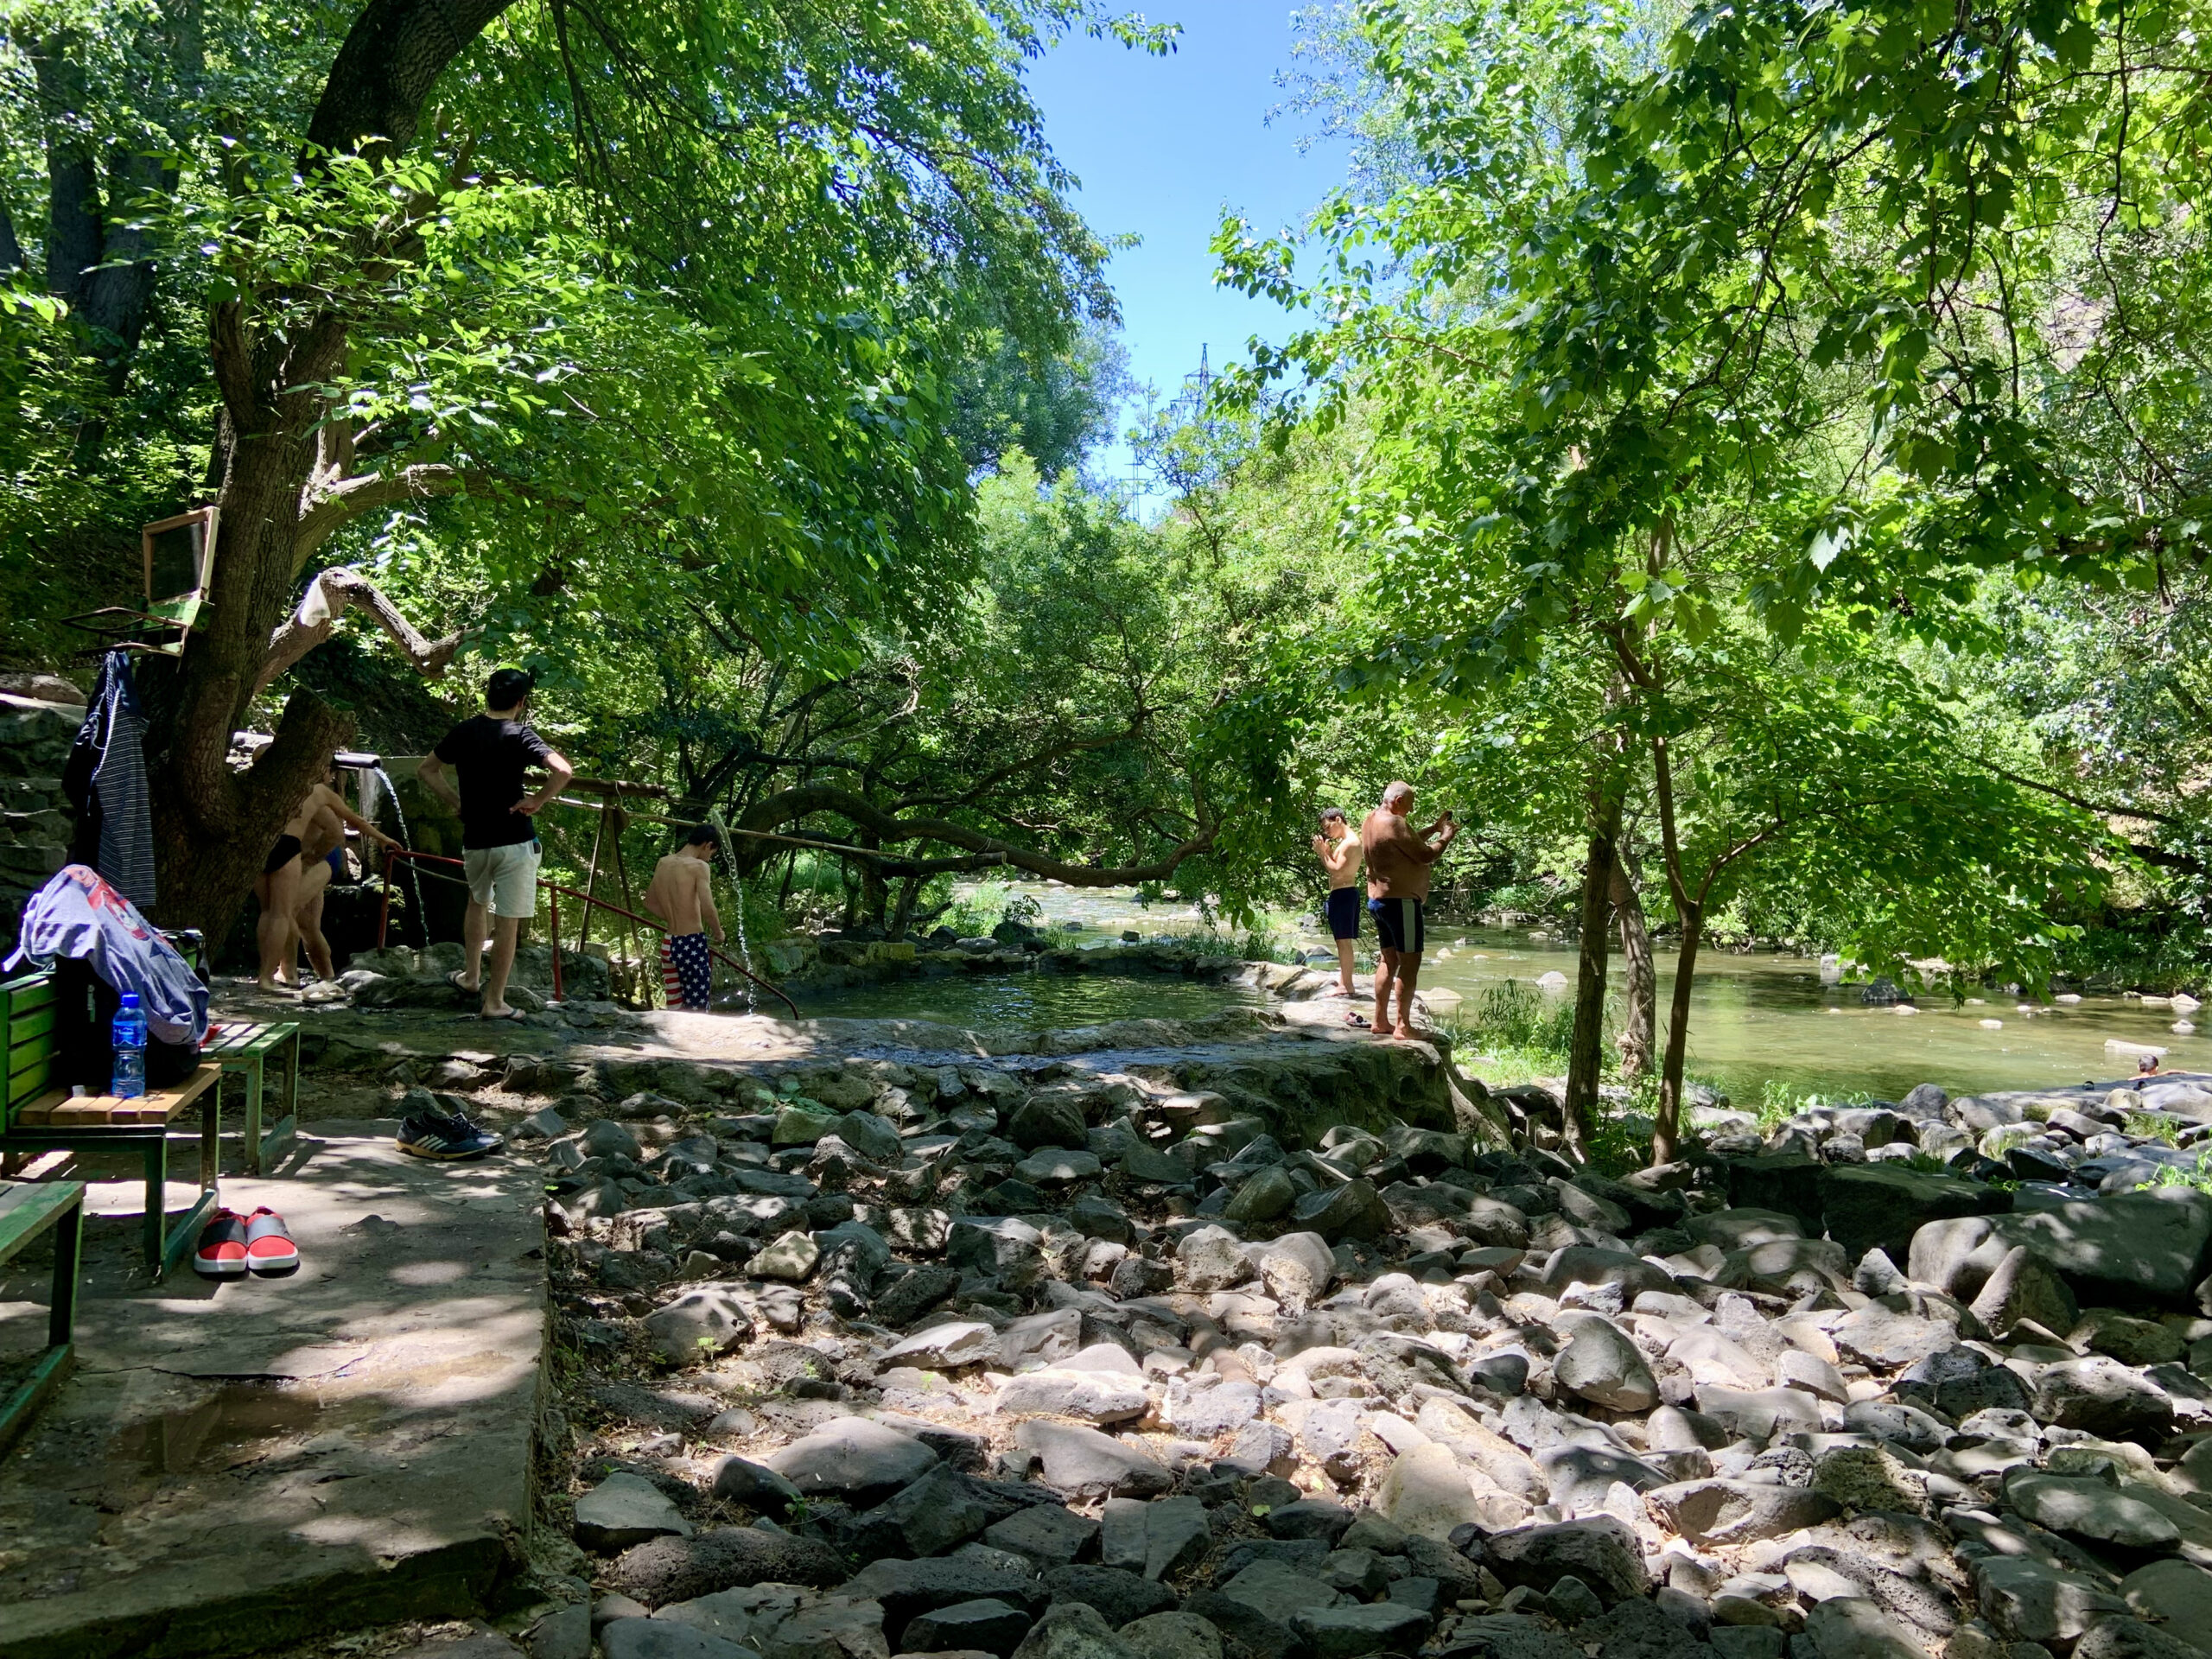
<box><xmin>0</xmin><ymin>969</ymin><xmax>221</xmax><ymax>1278</ymax></box>
<box><xmin>0</xmin><ymin>1179</ymin><xmax>83</xmax><ymax>1453</ymax></box>
<box><xmin>205</xmin><ymin>1020</ymin><xmax>300</xmax><ymax>1175</ymax></box>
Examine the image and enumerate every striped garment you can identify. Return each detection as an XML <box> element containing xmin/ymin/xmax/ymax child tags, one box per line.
<box><xmin>82</xmin><ymin>652</ymin><xmax>157</xmax><ymax>907</ymax></box>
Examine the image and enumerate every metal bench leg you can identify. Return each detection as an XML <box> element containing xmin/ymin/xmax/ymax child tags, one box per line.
<box><xmin>142</xmin><ymin>1134</ymin><xmax>165</xmax><ymax>1273</ymax></box>
<box><xmin>156</xmin><ymin>1097</ymin><xmax>221</xmax><ymax>1281</ymax></box>
<box><xmin>264</xmin><ymin>1030</ymin><xmax>301</xmax><ymax>1171</ymax></box>
<box><xmin>48</xmin><ymin>1196</ymin><xmax>80</xmax><ymax>1349</ymax></box>
<box><xmin>242</xmin><ymin>1059</ymin><xmax>264</xmax><ymax>1177</ymax></box>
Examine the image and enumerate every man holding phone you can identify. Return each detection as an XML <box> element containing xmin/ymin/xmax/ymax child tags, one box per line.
<box><xmin>1359</xmin><ymin>781</ymin><xmax>1459</xmax><ymax>1039</ymax></box>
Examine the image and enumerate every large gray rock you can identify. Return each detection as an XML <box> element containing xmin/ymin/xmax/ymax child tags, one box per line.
<box><xmin>831</xmin><ymin>1110</ymin><xmax>904</xmax><ymax>1163</ymax></box>
<box><xmin>1797</xmin><ymin>1597</ymin><xmax>1923</xmax><ymax>1659</ymax></box>
<box><xmin>2076</xmin><ymin>1618</ymin><xmax>2212</xmax><ymax>1659</ymax></box>
<box><xmin>1217</xmin><ymin>1555</ymin><xmax>1341</xmax><ymax>1616</ymax></box>
<box><xmin>947</xmin><ymin>1216</ymin><xmax>1047</xmax><ymax>1290</ymax></box>
<box><xmin>1816</xmin><ymin>1165</ymin><xmax>2010</xmax><ymax>1261</ymax></box>
<box><xmin>2031</xmin><ymin>1357</ymin><xmax>2177</xmax><ymax>1440</ymax></box>
<box><xmin>1008</xmin><ymin>1096</ymin><xmax>1090</xmax><ymax>1151</ymax></box>
<box><xmin>1376</xmin><ymin>1443</ymin><xmax>1486</xmax><ymax>1541</ymax></box>
<box><xmin>1119</xmin><ymin>1611</ymin><xmax>1224</xmax><ymax>1659</ymax></box>
<box><xmin>641</xmin><ymin>1287</ymin><xmax>753</xmax><ymax>1364</ymax></box>
<box><xmin>1910</xmin><ymin>1186</ymin><xmax>2212</xmax><ymax>1306</ymax></box>
<box><xmin>1176</xmin><ymin>1224</ymin><xmax>1252</xmax><ymax>1292</ymax></box>
<box><xmin>607</xmin><ymin>1529</ymin><xmax>847</xmax><ymax>1606</ymax></box>
<box><xmin>764</xmin><ymin>1417</ymin><xmax>939</xmax><ymax>1503</ymax></box>
<box><xmin>845</xmin><ymin>1463</ymin><xmax>995</xmax><ymax>1560</ymax></box>
<box><xmin>1015</xmin><ymin>1420</ymin><xmax>1173</xmax><ymax>1497</ymax></box>
<box><xmin>1012</xmin><ymin>1601</ymin><xmax>1142</xmax><ymax>1659</ymax></box>
<box><xmin>842</xmin><ymin>1556</ymin><xmax>1049</xmax><ymax>1628</ymax></box>
<box><xmin>1042</xmin><ymin>1564</ymin><xmax>1180</xmax><ymax>1626</ymax></box>
<box><xmin>575</xmin><ymin>1473</ymin><xmax>694</xmax><ymax>1551</ymax></box>
<box><xmin>2004</xmin><ymin>1469</ymin><xmax>2181</xmax><ymax>1550</ymax></box>
<box><xmin>2123</xmin><ymin>1559</ymin><xmax>2212</xmax><ymax>1649</ymax></box>
<box><xmin>983</xmin><ymin>1500</ymin><xmax>1099</xmax><ymax>1568</ymax></box>
<box><xmin>1554</xmin><ymin>1319</ymin><xmax>1657</xmax><ymax>1412</ymax></box>
<box><xmin>600</xmin><ymin>1619</ymin><xmax>747</xmax><ymax>1659</ymax></box>
<box><xmin>996</xmin><ymin>1367</ymin><xmax>1148</xmax><ymax>1425</ymax></box>
<box><xmin>1643</xmin><ymin>1480</ymin><xmax>1840</xmax><ymax>1547</ymax></box>
<box><xmin>1968</xmin><ymin>1244</ymin><xmax>2079</xmax><ymax>1339</ymax></box>
<box><xmin>1258</xmin><ymin>1231</ymin><xmax>1337</xmax><ymax>1309</ymax></box>
<box><xmin>1289</xmin><ymin>1179</ymin><xmax>1390</xmax><ymax>1243</ymax></box>
<box><xmin>1970</xmin><ymin>1554</ymin><xmax>2129</xmax><ymax>1645</ymax></box>
<box><xmin>1483</xmin><ymin>1517</ymin><xmax>1650</xmax><ymax>1605</ymax></box>
<box><xmin>904</xmin><ymin>1597</ymin><xmax>1032</xmax><ymax>1654</ymax></box>
<box><xmin>1288</xmin><ymin>1601</ymin><xmax>1434</xmax><ymax>1658</ymax></box>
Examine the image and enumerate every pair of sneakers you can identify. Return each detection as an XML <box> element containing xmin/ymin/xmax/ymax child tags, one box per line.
<box><xmin>396</xmin><ymin>1103</ymin><xmax>504</xmax><ymax>1160</ymax></box>
<box><xmin>194</xmin><ymin>1207</ymin><xmax>298</xmax><ymax>1278</ymax></box>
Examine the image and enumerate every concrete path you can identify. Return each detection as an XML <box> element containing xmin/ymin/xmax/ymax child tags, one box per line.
<box><xmin>0</xmin><ymin>1126</ymin><xmax>544</xmax><ymax>1659</ymax></box>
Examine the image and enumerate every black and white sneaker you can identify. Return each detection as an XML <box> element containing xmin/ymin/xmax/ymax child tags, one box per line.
<box><xmin>397</xmin><ymin>1108</ymin><xmax>503</xmax><ymax>1160</ymax></box>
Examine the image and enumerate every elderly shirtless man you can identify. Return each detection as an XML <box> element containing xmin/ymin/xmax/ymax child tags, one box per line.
<box><xmin>642</xmin><ymin>824</ymin><xmax>725</xmax><ymax>1012</ymax></box>
<box><xmin>256</xmin><ymin>768</ymin><xmax>395</xmax><ymax>993</ymax></box>
<box><xmin>1358</xmin><ymin>780</ymin><xmax>1459</xmax><ymax>1039</ymax></box>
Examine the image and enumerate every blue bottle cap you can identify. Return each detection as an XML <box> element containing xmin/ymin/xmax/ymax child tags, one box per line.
<box><xmin>119</xmin><ymin>992</ymin><xmax>140</xmax><ymax>1007</ymax></box>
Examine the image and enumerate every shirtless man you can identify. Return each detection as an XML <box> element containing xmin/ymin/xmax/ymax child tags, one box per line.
<box><xmin>1312</xmin><ymin>807</ymin><xmax>1366</xmax><ymax>1020</ymax></box>
<box><xmin>1358</xmin><ymin>781</ymin><xmax>1459</xmax><ymax>1040</ymax></box>
<box><xmin>287</xmin><ymin>770</ymin><xmax>395</xmax><ymax>983</ymax></box>
<box><xmin>256</xmin><ymin>770</ymin><xmax>395</xmax><ymax>993</ymax></box>
<box><xmin>642</xmin><ymin>824</ymin><xmax>724</xmax><ymax>1012</ymax></box>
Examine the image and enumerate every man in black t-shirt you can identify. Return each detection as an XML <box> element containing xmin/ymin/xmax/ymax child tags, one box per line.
<box><xmin>418</xmin><ymin>668</ymin><xmax>574</xmax><ymax>1018</ymax></box>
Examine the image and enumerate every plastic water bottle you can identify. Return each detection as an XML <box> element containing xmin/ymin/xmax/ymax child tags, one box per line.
<box><xmin>111</xmin><ymin>992</ymin><xmax>148</xmax><ymax>1099</ymax></box>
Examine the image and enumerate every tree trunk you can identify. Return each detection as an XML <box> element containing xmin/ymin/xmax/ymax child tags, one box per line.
<box><xmin>1563</xmin><ymin>785</ymin><xmax>1624</xmax><ymax>1160</ymax></box>
<box><xmin>887</xmin><ymin>874</ymin><xmax>922</xmax><ymax>940</ymax></box>
<box><xmin>1611</xmin><ymin>861</ymin><xmax>1655</xmax><ymax>1081</ymax></box>
<box><xmin>138</xmin><ymin>0</ymin><xmax>514</xmax><ymax>948</ymax></box>
<box><xmin>1654</xmin><ymin>902</ymin><xmax>1702</xmax><ymax>1164</ymax></box>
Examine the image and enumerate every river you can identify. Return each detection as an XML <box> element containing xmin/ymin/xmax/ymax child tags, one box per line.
<box><xmin>799</xmin><ymin>882</ymin><xmax>2202</xmax><ymax>1106</ymax></box>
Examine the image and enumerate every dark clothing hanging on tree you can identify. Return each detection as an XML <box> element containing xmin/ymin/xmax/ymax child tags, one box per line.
<box><xmin>62</xmin><ymin>650</ymin><xmax>157</xmax><ymax>908</ymax></box>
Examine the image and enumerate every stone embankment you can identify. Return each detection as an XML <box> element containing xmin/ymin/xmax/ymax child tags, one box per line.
<box><xmin>289</xmin><ymin>978</ymin><xmax>2212</xmax><ymax>1659</ymax></box>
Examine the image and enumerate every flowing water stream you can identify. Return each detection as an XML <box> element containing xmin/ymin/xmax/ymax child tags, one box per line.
<box><xmin>798</xmin><ymin>880</ymin><xmax>2202</xmax><ymax>1102</ymax></box>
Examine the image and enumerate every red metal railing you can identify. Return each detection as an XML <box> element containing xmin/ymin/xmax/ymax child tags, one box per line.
<box><xmin>374</xmin><ymin>845</ymin><xmax>799</xmax><ymax>1017</ymax></box>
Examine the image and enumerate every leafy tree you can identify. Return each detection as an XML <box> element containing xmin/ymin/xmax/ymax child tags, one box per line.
<box><xmin>0</xmin><ymin>0</ymin><xmax>1173</xmax><ymax>941</ymax></box>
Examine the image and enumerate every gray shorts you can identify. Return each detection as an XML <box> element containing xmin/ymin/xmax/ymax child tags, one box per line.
<box><xmin>463</xmin><ymin>840</ymin><xmax>540</xmax><ymax>919</ymax></box>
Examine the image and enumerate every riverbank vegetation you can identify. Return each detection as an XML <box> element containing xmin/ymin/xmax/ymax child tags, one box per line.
<box><xmin>8</xmin><ymin>0</ymin><xmax>2212</xmax><ymax>1160</ymax></box>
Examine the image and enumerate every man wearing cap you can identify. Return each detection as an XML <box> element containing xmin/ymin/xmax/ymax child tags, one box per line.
<box><xmin>417</xmin><ymin>668</ymin><xmax>574</xmax><ymax>1019</ymax></box>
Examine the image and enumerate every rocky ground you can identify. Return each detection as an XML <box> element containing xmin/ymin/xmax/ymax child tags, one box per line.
<box><xmin>272</xmin><ymin>989</ymin><xmax>2212</xmax><ymax>1659</ymax></box>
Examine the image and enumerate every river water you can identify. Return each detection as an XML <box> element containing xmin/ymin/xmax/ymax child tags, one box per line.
<box><xmin>798</xmin><ymin>881</ymin><xmax>2201</xmax><ymax>1104</ymax></box>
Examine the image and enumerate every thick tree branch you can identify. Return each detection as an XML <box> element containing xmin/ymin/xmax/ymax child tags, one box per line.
<box><xmin>303</xmin><ymin>0</ymin><xmax>518</xmax><ymax>168</ymax></box>
<box><xmin>736</xmin><ymin>783</ymin><xmax>1215</xmax><ymax>887</ymax></box>
<box><xmin>1980</xmin><ymin>761</ymin><xmax>2185</xmax><ymax>827</ymax></box>
<box><xmin>292</xmin><ymin>461</ymin><xmax>482</xmax><ymax>572</ymax></box>
<box><xmin>257</xmin><ymin>565</ymin><xmax>464</xmax><ymax>694</ymax></box>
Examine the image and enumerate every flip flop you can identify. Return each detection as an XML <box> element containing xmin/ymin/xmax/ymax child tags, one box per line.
<box><xmin>480</xmin><ymin>1007</ymin><xmax>526</xmax><ymax>1022</ymax></box>
<box><xmin>446</xmin><ymin>969</ymin><xmax>480</xmax><ymax>994</ymax></box>
<box><xmin>1344</xmin><ymin>1012</ymin><xmax>1370</xmax><ymax>1028</ymax></box>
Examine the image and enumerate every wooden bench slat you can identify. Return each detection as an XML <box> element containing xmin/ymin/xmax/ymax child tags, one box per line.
<box><xmin>10</xmin><ymin>1065</ymin><xmax>220</xmax><ymax>1128</ymax></box>
<box><xmin>0</xmin><ymin>1182</ymin><xmax>80</xmax><ymax>1262</ymax></box>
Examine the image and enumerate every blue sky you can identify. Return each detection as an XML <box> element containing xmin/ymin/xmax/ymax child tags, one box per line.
<box><xmin>1025</xmin><ymin>2</ymin><xmax>1352</xmax><ymax>495</ymax></box>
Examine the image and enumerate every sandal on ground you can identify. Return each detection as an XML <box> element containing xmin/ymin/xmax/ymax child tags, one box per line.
<box><xmin>480</xmin><ymin>1007</ymin><xmax>526</xmax><ymax>1021</ymax></box>
<box><xmin>446</xmin><ymin>969</ymin><xmax>480</xmax><ymax>994</ymax></box>
<box><xmin>1344</xmin><ymin>1012</ymin><xmax>1370</xmax><ymax>1028</ymax></box>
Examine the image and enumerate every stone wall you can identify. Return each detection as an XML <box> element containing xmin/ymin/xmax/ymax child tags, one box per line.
<box><xmin>0</xmin><ymin>693</ymin><xmax>82</xmax><ymax>958</ymax></box>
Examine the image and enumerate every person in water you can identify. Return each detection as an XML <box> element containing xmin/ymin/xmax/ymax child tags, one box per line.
<box><xmin>1312</xmin><ymin>806</ymin><xmax>1367</xmax><ymax>1022</ymax></box>
<box><xmin>643</xmin><ymin>823</ymin><xmax>726</xmax><ymax>1012</ymax></box>
<box><xmin>257</xmin><ymin>768</ymin><xmax>394</xmax><ymax>994</ymax></box>
<box><xmin>1358</xmin><ymin>780</ymin><xmax>1459</xmax><ymax>1040</ymax></box>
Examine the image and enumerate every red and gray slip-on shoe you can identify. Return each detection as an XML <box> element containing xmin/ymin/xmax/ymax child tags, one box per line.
<box><xmin>194</xmin><ymin>1209</ymin><xmax>248</xmax><ymax>1278</ymax></box>
<box><xmin>243</xmin><ymin>1208</ymin><xmax>299</xmax><ymax>1274</ymax></box>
